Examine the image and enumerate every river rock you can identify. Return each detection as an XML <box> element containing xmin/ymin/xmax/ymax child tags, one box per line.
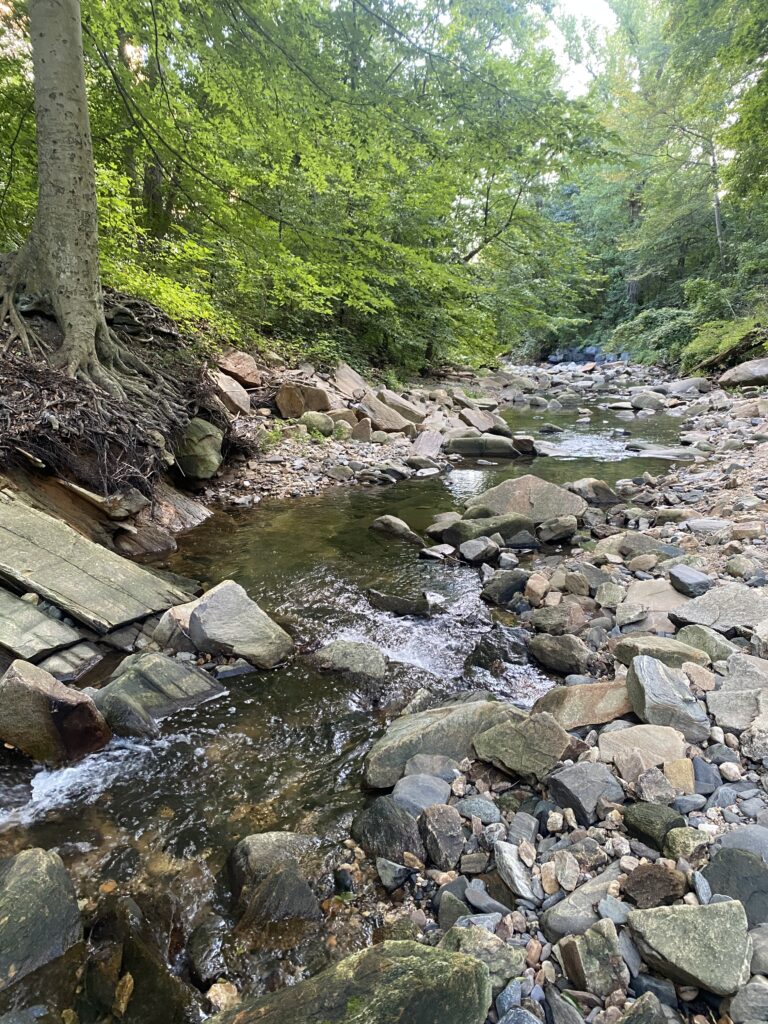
<box><xmin>676</xmin><ymin>624</ymin><xmax>739</xmax><ymax>662</ymax></box>
<box><xmin>569</xmin><ymin>477</ymin><xmax>621</xmax><ymax>506</ymax></box>
<box><xmin>720</xmin><ymin>357</ymin><xmax>768</xmax><ymax>385</ymax></box>
<box><xmin>599</xmin><ymin>724</ymin><xmax>687</xmax><ymax>771</ymax></box>
<box><xmin>720</xmin><ymin>651</ymin><xmax>768</xmax><ymax>691</ymax></box>
<box><xmin>718</xmin><ymin>824</ymin><xmax>768</xmax><ymax>862</ymax></box>
<box><xmin>175</xmin><ymin>417</ymin><xmax>223</xmax><ymax>478</ymax></box>
<box><xmin>480</xmin><ymin>569</ymin><xmax>530</xmax><ymax>606</ymax></box>
<box><xmin>300</xmin><ymin>410</ymin><xmax>334</xmax><ymax>435</ymax></box>
<box><xmin>368</xmin><ymin>589</ymin><xmax>446</xmax><ymax>617</ymax></box>
<box><xmin>530</xmin><ymin>602</ymin><xmax>588</xmax><ymax>636</ymax></box>
<box><xmin>706</xmin><ymin>687</ymin><xmax>768</xmax><ymax>731</ymax></box>
<box><xmin>460</xmin><ymin>537</ymin><xmax>499</xmax><ymax>564</ymax></box>
<box><xmin>313</xmin><ymin>639</ymin><xmax>388</xmax><ymax>681</ymax></box>
<box><xmin>370</xmin><ymin>514</ymin><xmax>423</xmax><ymax>545</ymax></box>
<box><xmin>444</xmin><ymin>514</ymin><xmax>535</xmax><ymax>547</ymax></box>
<box><xmin>528</xmin><ymin>634</ymin><xmax>592</xmax><ymax>675</ymax></box>
<box><xmin>670</xmin><ymin>583</ymin><xmax>768</xmax><ymax>635</ymax></box>
<box><xmin>236</xmin><ymin>860</ymin><xmax>321</xmax><ymax>938</ymax></box>
<box><xmin>188</xmin><ymin>580</ymin><xmax>293</xmax><ymax>668</ymax></box>
<box><xmin>351</xmin><ymin>796</ymin><xmax>426</xmax><ymax>862</ymax></box>
<box><xmin>463</xmin><ymin>475</ymin><xmax>587</xmax><ymax>524</ymax></box>
<box><xmin>211</xmin><ymin>369</ymin><xmax>250</xmax><ymax>415</ymax></box>
<box><xmin>359</xmin><ymin>391</ymin><xmax>412</xmax><ymax>432</ymax></box>
<box><xmin>668</xmin><ymin>564</ymin><xmax>713</xmax><ymax>598</ymax></box>
<box><xmin>557</xmin><ymin>918</ymin><xmax>629</xmax><ymax>997</ymax></box>
<box><xmin>622</xmin><ymin>803</ymin><xmax>684</xmax><ymax>851</ymax></box>
<box><xmin>533</xmin><ymin>682</ymin><xmax>631</xmax><ymax>729</ymax></box>
<box><xmin>208</xmin><ymin>939</ymin><xmax>492</xmax><ymax>1023</ymax></box>
<box><xmin>494</xmin><ymin>841</ymin><xmax>536</xmax><ymax>902</ymax></box>
<box><xmin>378</xmin><ymin>388</ymin><xmax>426</xmax><ymax>424</ymax></box>
<box><xmin>0</xmin><ymin>588</ymin><xmax>82</xmax><ymax>661</ymax></box>
<box><xmin>627</xmin><ymin>901</ymin><xmax>751</xmax><ymax>995</ymax></box>
<box><xmin>275</xmin><ymin>382</ymin><xmax>331</xmax><ymax>418</ymax></box>
<box><xmin>464</xmin><ymin>625</ymin><xmax>527</xmax><ymax>673</ymax></box>
<box><xmin>702</xmin><ymin>847</ymin><xmax>768</xmax><ymax>926</ymax></box>
<box><xmin>0</xmin><ymin>848</ymin><xmax>82</xmax><ymax>996</ymax></box>
<box><xmin>548</xmin><ymin>762</ymin><xmax>624</xmax><ymax>825</ymax></box>
<box><xmin>364</xmin><ymin>695</ymin><xmax>518</xmax><ymax>787</ymax></box>
<box><xmin>419</xmin><ymin>805</ymin><xmax>465</xmax><ymax>870</ymax></box>
<box><xmin>393</xmin><ymin>773</ymin><xmax>451</xmax><ymax>817</ymax></box>
<box><xmin>626</xmin><ymin>656</ymin><xmax>710</xmax><ymax>741</ymax></box>
<box><xmin>622</xmin><ymin>863</ymin><xmax>686</xmax><ymax>909</ymax></box>
<box><xmin>474</xmin><ymin>711</ymin><xmax>572</xmax><ymax>780</ymax></box>
<box><xmin>0</xmin><ymin>660</ymin><xmax>111</xmax><ymax>762</ymax></box>
<box><xmin>229</xmin><ymin>832</ymin><xmax>319</xmax><ymax>895</ymax></box>
<box><xmin>217</xmin><ymin>348</ymin><xmax>262</xmax><ymax>387</ymax></box>
<box><xmin>729</xmin><ymin>974</ymin><xmax>768</xmax><ymax>1023</ymax></box>
<box><xmin>615</xmin><ymin>637</ymin><xmax>709</xmax><ymax>669</ymax></box>
<box><xmin>541</xmin><ymin>862</ymin><xmax>624</xmax><ymax>941</ymax></box>
<box><xmin>439</xmin><ymin>925</ymin><xmax>525</xmax><ymax>996</ymax></box>
<box><xmin>93</xmin><ymin>652</ymin><xmax>225</xmax><ymax>738</ymax></box>
<box><xmin>444</xmin><ymin>435</ymin><xmax>522</xmax><ymax>457</ymax></box>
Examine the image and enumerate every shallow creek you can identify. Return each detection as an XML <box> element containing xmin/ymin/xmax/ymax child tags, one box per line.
<box><xmin>0</xmin><ymin>406</ymin><xmax>683</xmax><ymax>912</ymax></box>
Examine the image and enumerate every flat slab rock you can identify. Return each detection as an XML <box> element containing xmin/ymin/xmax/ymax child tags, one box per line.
<box><xmin>463</xmin><ymin>474</ymin><xmax>586</xmax><ymax>524</ymax></box>
<box><xmin>0</xmin><ymin>493</ymin><xmax>193</xmax><ymax>633</ymax></box>
<box><xmin>670</xmin><ymin>583</ymin><xmax>768</xmax><ymax>636</ymax></box>
<box><xmin>0</xmin><ymin>587</ymin><xmax>82</xmax><ymax>661</ymax></box>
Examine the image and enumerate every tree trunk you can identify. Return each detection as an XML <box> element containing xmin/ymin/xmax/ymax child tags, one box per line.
<box><xmin>709</xmin><ymin>146</ymin><xmax>725</xmax><ymax>268</ymax></box>
<box><xmin>4</xmin><ymin>0</ymin><xmax>119</xmax><ymax>384</ymax></box>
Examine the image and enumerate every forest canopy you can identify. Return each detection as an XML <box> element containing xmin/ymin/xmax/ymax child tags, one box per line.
<box><xmin>0</xmin><ymin>0</ymin><xmax>766</xmax><ymax>374</ymax></box>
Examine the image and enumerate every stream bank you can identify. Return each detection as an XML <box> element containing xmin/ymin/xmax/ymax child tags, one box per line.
<box><xmin>3</xmin><ymin>355</ymin><xmax>768</xmax><ymax>1022</ymax></box>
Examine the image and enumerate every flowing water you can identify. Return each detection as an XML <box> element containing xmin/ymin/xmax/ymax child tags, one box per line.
<box><xmin>0</xmin><ymin>405</ymin><xmax>684</xmax><ymax>905</ymax></box>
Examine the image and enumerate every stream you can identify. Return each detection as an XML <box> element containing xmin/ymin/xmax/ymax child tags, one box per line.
<box><xmin>0</xmin><ymin>402</ymin><xmax>686</xmax><ymax>952</ymax></box>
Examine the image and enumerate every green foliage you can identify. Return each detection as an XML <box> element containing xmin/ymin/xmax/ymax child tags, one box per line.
<box><xmin>680</xmin><ymin>313</ymin><xmax>768</xmax><ymax>374</ymax></box>
<box><xmin>607</xmin><ymin>308</ymin><xmax>697</xmax><ymax>363</ymax></box>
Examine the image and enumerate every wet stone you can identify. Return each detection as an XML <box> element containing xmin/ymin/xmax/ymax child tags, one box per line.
<box><xmin>419</xmin><ymin>804</ymin><xmax>465</xmax><ymax>871</ymax></box>
<box><xmin>392</xmin><ymin>773</ymin><xmax>451</xmax><ymax>818</ymax></box>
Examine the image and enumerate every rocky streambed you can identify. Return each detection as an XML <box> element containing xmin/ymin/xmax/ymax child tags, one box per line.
<box><xmin>4</xmin><ymin>358</ymin><xmax>768</xmax><ymax>1023</ymax></box>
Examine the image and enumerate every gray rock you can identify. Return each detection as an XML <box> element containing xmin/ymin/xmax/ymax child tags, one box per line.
<box><xmin>419</xmin><ymin>805</ymin><xmax>465</xmax><ymax>870</ymax></box>
<box><xmin>670</xmin><ymin>583</ymin><xmax>768</xmax><ymax>636</ymax></box>
<box><xmin>494</xmin><ymin>841</ymin><xmax>536</xmax><ymax>902</ymax></box>
<box><xmin>720</xmin><ymin>357</ymin><xmax>768</xmax><ymax>385</ymax></box>
<box><xmin>464</xmin><ymin>475</ymin><xmax>587</xmax><ymax>524</ymax></box>
<box><xmin>557</xmin><ymin>918</ymin><xmax>629</xmax><ymax>998</ymax></box>
<box><xmin>729</xmin><ymin>974</ymin><xmax>768</xmax><ymax>1023</ymax></box>
<box><xmin>376</xmin><ymin>858</ymin><xmax>414</xmax><ymax>892</ymax></box>
<box><xmin>370</xmin><ymin>514</ymin><xmax>423</xmax><ymax>545</ymax></box>
<box><xmin>0</xmin><ymin>659</ymin><xmax>111</xmax><ymax>762</ymax></box>
<box><xmin>455</xmin><ymin>796</ymin><xmax>501</xmax><ymax>824</ymax></box>
<box><xmin>627</xmin><ymin>901</ymin><xmax>751</xmax><ymax>995</ymax></box>
<box><xmin>236</xmin><ymin>860</ymin><xmax>320</xmax><ymax>933</ymax></box>
<box><xmin>364</xmin><ymin>695</ymin><xmax>517</xmax><ymax>788</ymax></box>
<box><xmin>0</xmin><ymin>848</ymin><xmax>82</xmax><ymax>995</ymax></box>
<box><xmin>459</xmin><ymin>537</ymin><xmax>500</xmax><ymax>564</ymax></box>
<box><xmin>313</xmin><ymin>639</ymin><xmax>388</xmax><ymax>680</ymax></box>
<box><xmin>718</xmin><ymin>824</ymin><xmax>768</xmax><ymax>862</ymax></box>
<box><xmin>676</xmin><ymin>624</ymin><xmax>739</xmax><ymax>663</ymax></box>
<box><xmin>548</xmin><ymin>762</ymin><xmax>624</xmax><ymax>825</ymax></box>
<box><xmin>392</xmin><ymin>773</ymin><xmax>451</xmax><ymax>818</ymax></box>
<box><xmin>615</xmin><ymin>636</ymin><xmax>709</xmax><ymax>669</ymax></box>
<box><xmin>626</xmin><ymin>655</ymin><xmax>710</xmax><ymax>742</ymax></box>
<box><xmin>702</xmin><ymin>847</ymin><xmax>768</xmax><ymax>926</ymax></box>
<box><xmin>404</xmin><ymin>754</ymin><xmax>460</xmax><ymax>781</ymax></box>
<box><xmin>299</xmin><ymin>410</ymin><xmax>334</xmax><ymax>436</ymax></box>
<box><xmin>93</xmin><ymin>652</ymin><xmax>224</xmax><ymax>739</ymax></box>
<box><xmin>750</xmin><ymin>922</ymin><xmax>768</xmax><ymax>974</ymax></box>
<box><xmin>528</xmin><ymin>634</ymin><xmax>592</xmax><ymax>675</ymax></box>
<box><xmin>351</xmin><ymin>796</ymin><xmax>426</xmax><ymax>863</ymax></box>
<box><xmin>541</xmin><ymin>863</ymin><xmax>624</xmax><ymax>941</ymax></box>
<box><xmin>669</xmin><ymin>564</ymin><xmax>713</xmax><ymax>597</ymax></box>
<box><xmin>0</xmin><ymin>588</ymin><xmax>82</xmax><ymax>661</ymax></box>
<box><xmin>188</xmin><ymin>580</ymin><xmax>293</xmax><ymax>668</ymax></box>
<box><xmin>507</xmin><ymin>811</ymin><xmax>539</xmax><ymax>846</ymax></box>
<box><xmin>474</xmin><ymin>711</ymin><xmax>573</xmax><ymax>781</ymax></box>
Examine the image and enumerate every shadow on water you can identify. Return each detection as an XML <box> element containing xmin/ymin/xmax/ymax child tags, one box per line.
<box><xmin>0</xmin><ymin>404</ymin><xmax>685</xmax><ymax>891</ymax></box>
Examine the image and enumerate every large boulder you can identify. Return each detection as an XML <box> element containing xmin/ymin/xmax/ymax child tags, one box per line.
<box><xmin>614</xmin><ymin>636</ymin><xmax>709</xmax><ymax>669</ymax></box>
<box><xmin>188</xmin><ymin>580</ymin><xmax>293</xmax><ymax>668</ymax></box>
<box><xmin>208</xmin><ymin>940</ymin><xmax>492</xmax><ymax>1024</ymax></box>
<box><xmin>670</xmin><ymin>583</ymin><xmax>768</xmax><ymax>636</ymax></box>
<box><xmin>439</xmin><ymin>926</ymin><xmax>525</xmax><ymax>997</ymax></box>
<box><xmin>626</xmin><ymin>656</ymin><xmax>710</xmax><ymax>742</ymax></box>
<box><xmin>210</xmin><ymin>369</ymin><xmax>250</xmax><ymax>415</ymax></box>
<box><xmin>0</xmin><ymin>660</ymin><xmax>111</xmax><ymax>763</ymax></box>
<box><xmin>598</xmin><ymin>724</ymin><xmax>687</xmax><ymax>771</ymax></box>
<box><xmin>377</xmin><ymin>388</ymin><xmax>426</xmax><ymax>424</ymax></box>
<box><xmin>275</xmin><ymin>382</ymin><xmax>332</xmax><ymax>418</ymax></box>
<box><xmin>217</xmin><ymin>349</ymin><xmax>262</xmax><ymax>387</ymax></box>
<box><xmin>0</xmin><ymin>849</ymin><xmax>82</xmax><ymax>996</ymax></box>
<box><xmin>364</xmin><ymin>696</ymin><xmax>518</xmax><ymax>788</ymax></box>
<box><xmin>358</xmin><ymin>391</ymin><xmax>411</xmax><ymax>432</ymax></box>
<box><xmin>720</xmin><ymin>357</ymin><xmax>768</xmax><ymax>386</ymax></box>
<box><xmin>174</xmin><ymin>417</ymin><xmax>223</xmax><ymax>479</ymax></box>
<box><xmin>444</xmin><ymin>435</ymin><xmax>522</xmax><ymax>457</ymax></box>
<box><xmin>464</xmin><ymin>475</ymin><xmax>587</xmax><ymax>524</ymax></box>
<box><xmin>443</xmin><ymin>513</ymin><xmax>535</xmax><ymax>548</ymax></box>
<box><xmin>92</xmin><ymin>652</ymin><xmax>225</xmax><ymax>738</ymax></box>
<box><xmin>628</xmin><ymin>902</ymin><xmax>751</xmax><ymax>995</ymax></box>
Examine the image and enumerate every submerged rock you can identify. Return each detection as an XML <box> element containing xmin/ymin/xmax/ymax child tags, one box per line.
<box><xmin>93</xmin><ymin>652</ymin><xmax>225</xmax><ymax>738</ymax></box>
<box><xmin>0</xmin><ymin>849</ymin><xmax>82</xmax><ymax>997</ymax></box>
<box><xmin>312</xmin><ymin>639</ymin><xmax>388</xmax><ymax>681</ymax></box>
<box><xmin>0</xmin><ymin>660</ymin><xmax>111</xmax><ymax>763</ymax></box>
<box><xmin>208</xmin><ymin>940</ymin><xmax>492</xmax><ymax>1023</ymax></box>
<box><xmin>228</xmin><ymin>831</ymin><xmax>319</xmax><ymax>896</ymax></box>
